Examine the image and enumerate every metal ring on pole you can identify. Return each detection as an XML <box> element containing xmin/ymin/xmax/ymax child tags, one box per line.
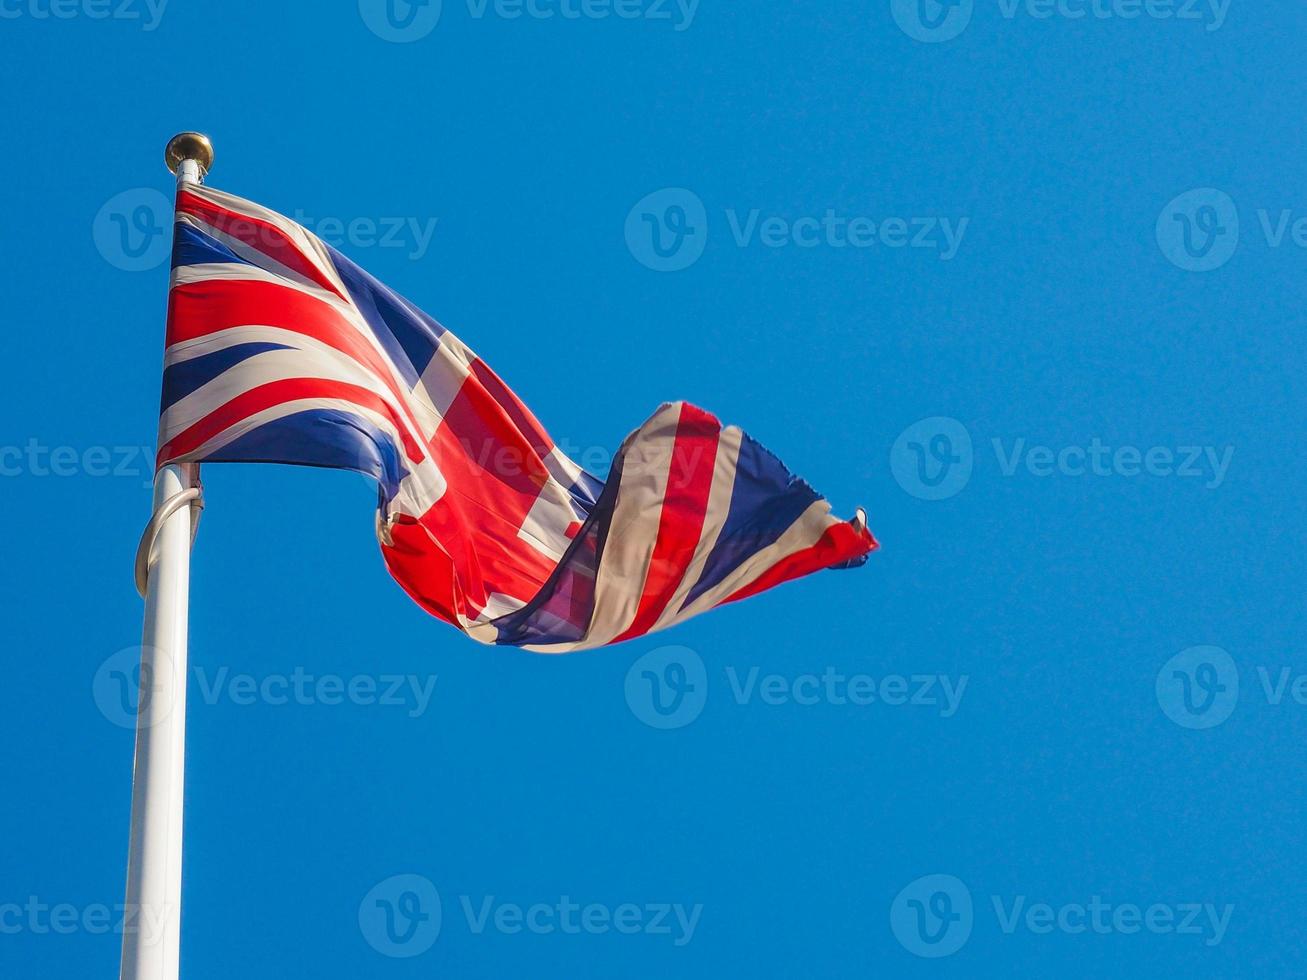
<box><xmin>134</xmin><ymin>486</ymin><xmax>204</xmax><ymax>598</ymax></box>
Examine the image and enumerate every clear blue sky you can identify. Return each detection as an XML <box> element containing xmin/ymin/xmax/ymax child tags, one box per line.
<box><xmin>2</xmin><ymin>1</ymin><xmax>1305</xmax><ymax>977</ymax></box>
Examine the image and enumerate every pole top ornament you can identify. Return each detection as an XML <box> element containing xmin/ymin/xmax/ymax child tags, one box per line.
<box><xmin>165</xmin><ymin>132</ymin><xmax>214</xmax><ymax>177</ymax></box>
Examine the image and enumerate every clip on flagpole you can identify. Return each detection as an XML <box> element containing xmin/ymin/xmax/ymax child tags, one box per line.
<box><xmin>133</xmin><ymin>484</ymin><xmax>203</xmax><ymax>598</ymax></box>
<box><xmin>119</xmin><ymin>132</ymin><xmax>213</xmax><ymax>980</ymax></box>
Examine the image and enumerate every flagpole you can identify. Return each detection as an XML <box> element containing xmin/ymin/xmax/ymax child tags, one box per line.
<box><xmin>119</xmin><ymin>132</ymin><xmax>213</xmax><ymax>980</ymax></box>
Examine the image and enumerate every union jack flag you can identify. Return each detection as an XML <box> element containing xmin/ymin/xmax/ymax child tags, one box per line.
<box><xmin>159</xmin><ymin>184</ymin><xmax>878</xmax><ymax>651</ymax></box>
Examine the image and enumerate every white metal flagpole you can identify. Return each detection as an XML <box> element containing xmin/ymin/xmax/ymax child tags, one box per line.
<box><xmin>119</xmin><ymin>132</ymin><xmax>214</xmax><ymax>980</ymax></box>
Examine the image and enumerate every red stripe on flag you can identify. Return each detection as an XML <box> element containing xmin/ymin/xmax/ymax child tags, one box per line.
<box><xmin>718</xmin><ymin>521</ymin><xmax>879</xmax><ymax>608</ymax></box>
<box><xmin>468</xmin><ymin>359</ymin><xmax>553</xmax><ymax>458</ymax></box>
<box><xmin>414</xmin><ymin>409</ymin><xmax>557</xmax><ymax>603</ymax></box>
<box><xmin>167</xmin><ymin>279</ymin><xmax>427</xmax><ymax>446</ymax></box>
<box><xmin>438</xmin><ymin>368</ymin><xmax>552</xmax><ymax>500</ymax></box>
<box><xmin>381</xmin><ymin>518</ymin><xmax>462</xmax><ymax>627</ymax></box>
<box><xmin>380</xmin><ymin>369</ymin><xmax>575</xmax><ymax>623</ymax></box>
<box><xmin>610</xmin><ymin>404</ymin><xmax>721</xmax><ymax>644</ymax></box>
<box><xmin>176</xmin><ymin>189</ymin><xmax>346</xmax><ymax>301</ymax></box>
<box><xmin>408</xmin><ymin>499</ymin><xmax>559</xmax><ymax>621</ymax></box>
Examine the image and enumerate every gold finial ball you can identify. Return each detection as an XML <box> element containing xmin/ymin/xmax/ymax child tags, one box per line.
<box><xmin>165</xmin><ymin>132</ymin><xmax>215</xmax><ymax>177</ymax></box>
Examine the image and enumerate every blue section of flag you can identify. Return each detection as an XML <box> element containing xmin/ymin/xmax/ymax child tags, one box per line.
<box><xmin>328</xmin><ymin>245</ymin><xmax>442</xmax><ymax>385</ymax></box>
<box><xmin>171</xmin><ymin>220</ymin><xmax>250</xmax><ymax>270</ymax></box>
<box><xmin>490</xmin><ymin>464</ymin><xmax>620</xmax><ymax>647</ymax></box>
<box><xmin>682</xmin><ymin>432</ymin><xmax>822</xmax><ymax>609</ymax></box>
<box><xmin>566</xmin><ymin>469</ymin><xmax>605</xmax><ymax>509</ymax></box>
<box><xmin>160</xmin><ymin>342</ymin><xmax>292</xmax><ymax>411</ymax></box>
<box><xmin>202</xmin><ymin>407</ymin><xmax>407</xmax><ymax>500</ymax></box>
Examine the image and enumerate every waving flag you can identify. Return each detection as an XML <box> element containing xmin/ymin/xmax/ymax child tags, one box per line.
<box><xmin>159</xmin><ymin>183</ymin><xmax>877</xmax><ymax>651</ymax></box>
